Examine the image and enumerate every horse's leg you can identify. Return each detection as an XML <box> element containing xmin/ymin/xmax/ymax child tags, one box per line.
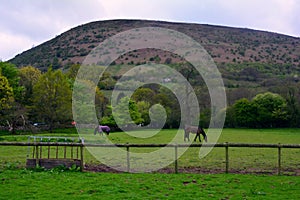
<box><xmin>198</xmin><ymin>130</ymin><xmax>202</xmax><ymax>142</ymax></box>
<box><xmin>94</xmin><ymin>128</ymin><xmax>97</xmax><ymax>135</ymax></box>
<box><xmin>199</xmin><ymin>128</ymin><xmax>207</xmax><ymax>142</ymax></box>
<box><xmin>184</xmin><ymin>130</ymin><xmax>190</xmax><ymax>142</ymax></box>
<box><xmin>194</xmin><ymin>133</ymin><xmax>201</xmax><ymax>142</ymax></box>
<box><xmin>98</xmin><ymin>128</ymin><xmax>103</xmax><ymax>136</ymax></box>
<box><xmin>194</xmin><ymin>133</ymin><xmax>197</xmax><ymax>142</ymax></box>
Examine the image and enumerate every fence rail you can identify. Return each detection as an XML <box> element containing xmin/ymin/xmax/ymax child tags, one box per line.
<box><xmin>2</xmin><ymin>142</ymin><xmax>300</xmax><ymax>148</ymax></box>
<box><xmin>1</xmin><ymin>142</ymin><xmax>300</xmax><ymax>174</ymax></box>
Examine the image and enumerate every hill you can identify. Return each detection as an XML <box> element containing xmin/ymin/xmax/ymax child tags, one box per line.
<box><xmin>9</xmin><ymin>19</ymin><xmax>300</xmax><ymax>69</ymax></box>
<box><xmin>8</xmin><ymin>19</ymin><xmax>300</xmax><ymax>104</ymax></box>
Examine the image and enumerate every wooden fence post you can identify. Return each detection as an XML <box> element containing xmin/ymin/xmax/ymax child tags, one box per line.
<box><xmin>56</xmin><ymin>146</ymin><xmax>58</xmax><ymax>159</ymax></box>
<box><xmin>278</xmin><ymin>143</ymin><xmax>282</xmax><ymax>175</ymax></box>
<box><xmin>126</xmin><ymin>145</ymin><xmax>130</xmax><ymax>172</ymax></box>
<box><xmin>80</xmin><ymin>145</ymin><xmax>84</xmax><ymax>172</ymax></box>
<box><xmin>40</xmin><ymin>145</ymin><xmax>42</xmax><ymax>159</ymax></box>
<box><xmin>35</xmin><ymin>145</ymin><xmax>39</xmax><ymax>167</ymax></box>
<box><xmin>64</xmin><ymin>146</ymin><xmax>67</xmax><ymax>159</ymax></box>
<box><xmin>47</xmin><ymin>145</ymin><xmax>50</xmax><ymax>159</ymax></box>
<box><xmin>71</xmin><ymin>146</ymin><xmax>73</xmax><ymax>159</ymax></box>
<box><xmin>32</xmin><ymin>146</ymin><xmax>35</xmax><ymax>158</ymax></box>
<box><xmin>76</xmin><ymin>146</ymin><xmax>79</xmax><ymax>159</ymax></box>
<box><xmin>225</xmin><ymin>142</ymin><xmax>229</xmax><ymax>173</ymax></box>
<box><xmin>174</xmin><ymin>145</ymin><xmax>178</xmax><ymax>174</ymax></box>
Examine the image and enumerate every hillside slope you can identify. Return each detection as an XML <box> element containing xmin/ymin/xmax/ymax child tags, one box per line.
<box><xmin>9</xmin><ymin>19</ymin><xmax>300</xmax><ymax>71</ymax></box>
<box><xmin>9</xmin><ymin>20</ymin><xmax>300</xmax><ymax>105</ymax></box>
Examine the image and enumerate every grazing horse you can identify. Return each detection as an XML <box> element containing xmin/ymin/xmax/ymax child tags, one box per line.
<box><xmin>94</xmin><ymin>125</ymin><xmax>110</xmax><ymax>135</ymax></box>
<box><xmin>184</xmin><ymin>125</ymin><xmax>207</xmax><ymax>142</ymax></box>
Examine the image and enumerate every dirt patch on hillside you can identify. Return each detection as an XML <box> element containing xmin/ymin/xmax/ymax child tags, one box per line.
<box><xmin>84</xmin><ymin>164</ymin><xmax>300</xmax><ymax>176</ymax></box>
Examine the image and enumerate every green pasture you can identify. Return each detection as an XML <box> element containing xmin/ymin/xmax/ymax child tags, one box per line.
<box><xmin>0</xmin><ymin>169</ymin><xmax>299</xmax><ymax>200</ymax></box>
<box><xmin>0</xmin><ymin>128</ymin><xmax>300</xmax><ymax>173</ymax></box>
<box><xmin>0</xmin><ymin>129</ymin><xmax>300</xmax><ymax>199</ymax></box>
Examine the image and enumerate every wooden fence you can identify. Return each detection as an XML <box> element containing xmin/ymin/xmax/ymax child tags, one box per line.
<box><xmin>0</xmin><ymin>142</ymin><xmax>299</xmax><ymax>174</ymax></box>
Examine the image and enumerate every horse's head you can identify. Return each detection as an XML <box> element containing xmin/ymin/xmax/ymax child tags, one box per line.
<box><xmin>203</xmin><ymin>134</ymin><xmax>207</xmax><ymax>142</ymax></box>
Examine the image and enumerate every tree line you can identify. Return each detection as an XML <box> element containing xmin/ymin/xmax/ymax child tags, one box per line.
<box><xmin>1</xmin><ymin>61</ymin><xmax>300</xmax><ymax>133</ymax></box>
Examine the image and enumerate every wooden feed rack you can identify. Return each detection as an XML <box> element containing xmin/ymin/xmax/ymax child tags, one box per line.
<box><xmin>26</xmin><ymin>136</ymin><xmax>84</xmax><ymax>171</ymax></box>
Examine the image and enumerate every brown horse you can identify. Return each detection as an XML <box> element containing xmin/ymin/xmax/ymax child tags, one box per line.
<box><xmin>184</xmin><ymin>125</ymin><xmax>207</xmax><ymax>142</ymax></box>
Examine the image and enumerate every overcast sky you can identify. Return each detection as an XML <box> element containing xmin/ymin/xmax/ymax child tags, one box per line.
<box><xmin>1</xmin><ymin>0</ymin><xmax>299</xmax><ymax>61</ymax></box>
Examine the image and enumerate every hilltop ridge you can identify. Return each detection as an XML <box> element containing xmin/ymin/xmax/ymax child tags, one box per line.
<box><xmin>9</xmin><ymin>19</ymin><xmax>300</xmax><ymax>71</ymax></box>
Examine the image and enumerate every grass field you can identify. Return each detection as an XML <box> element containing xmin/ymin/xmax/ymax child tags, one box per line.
<box><xmin>0</xmin><ymin>128</ymin><xmax>300</xmax><ymax>173</ymax></box>
<box><xmin>0</xmin><ymin>128</ymin><xmax>300</xmax><ymax>199</ymax></box>
<box><xmin>0</xmin><ymin>169</ymin><xmax>299</xmax><ymax>199</ymax></box>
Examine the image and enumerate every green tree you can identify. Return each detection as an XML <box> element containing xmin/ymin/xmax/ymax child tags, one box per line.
<box><xmin>72</xmin><ymin>79</ymin><xmax>97</xmax><ymax>124</ymax></box>
<box><xmin>0</xmin><ymin>74</ymin><xmax>14</xmax><ymax>116</ymax></box>
<box><xmin>176</xmin><ymin>63</ymin><xmax>204</xmax><ymax>126</ymax></box>
<box><xmin>101</xmin><ymin>105</ymin><xmax>116</xmax><ymax>127</ymax></box>
<box><xmin>102</xmin><ymin>97</ymin><xmax>144</xmax><ymax>128</ymax></box>
<box><xmin>73</xmin><ymin>78</ymin><xmax>108</xmax><ymax>123</ymax></box>
<box><xmin>19</xmin><ymin>66</ymin><xmax>42</xmax><ymax>104</ymax></box>
<box><xmin>155</xmin><ymin>88</ymin><xmax>181</xmax><ymax>128</ymax></box>
<box><xmin>98</xmin><ymin>72</ymin><xmax>116</xmax><ymax>90</ymax></box>
<box><xmin>136</xmin><ymin>101</ymin><xmax>151</xmax><ymax>125</ymax></box>
<box><xmin>32</xmin><ymin>68</ymin><xmax>72</xmax><ymax>131</ymax></box>
<box><xmin>112</xmin><ymin>97</ymin><xmax>143</xmax><ymax>127</ymax></box>
<box><xmin>0</xmin><ymin>74</ymin><xmax>22</xmax><ymax>133</ymax></box>
<box><xmin>0</xmin><ymin>63</ymin><xmax>29</xmax><ymax>133</ymax></box>
<box><xmin>95</xmin><ymin>87</ymin><xmax>108</xmax><ymax>119</ymax></box>
<box><xmin>65</xmin><ymin>64</ymin><xmax>80</xmax><ymax>87</ymax></box>
<box><xmin>232</xmin><ymin>98</ymin><xmax>257</xmax><ymax>127</ymax></box>
<box><xmin>199</xmin><ymin>108</ymin><xmax>211</xmax><ymax>128</ymax></box>
<box><xmin>252</xmin><ymin>92</ymin><xmax>288</xmax><ymax>127</ymax></box>
<box><xmin>131</xmin><ymin>88</ymin><xmax>155</xmax><ymax>104</ymax></box>
<box><xmin>229</xmin><ymin>92</ymin><xmax>288</xmax><ymax>128</ymax></box>
<box><xmin>149</xmin><ymin>104</ymin><xmax>168</xmax><ymax>128</ymax></box>
<box><xmin>285</xmin><ymin>87</ymin><xmax>300</xmax><ymax>127</ymax></box>
<box><xmin>0</xmin><ymin>62</ymin><xmax>23</xmax><ymax>101</ymax></box>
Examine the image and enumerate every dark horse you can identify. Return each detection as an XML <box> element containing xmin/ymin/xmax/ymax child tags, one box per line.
<box><xmin>94</xmin><ymin>125</ymin><xmax>110</xmax><ymax>135</ymax></box>
<box><xmin>184</xmin><ymin>125</ymin><xmax>207</xmax><ymax>142</ymax></box>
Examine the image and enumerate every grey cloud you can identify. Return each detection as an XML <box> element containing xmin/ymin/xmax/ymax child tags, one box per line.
<box><xmin>1</xmin><ymin>0</ymin><xmax>105</xmax><ymax>39</ymax></box>
<box><xmin>1</xmin><ymin>0</ymin><xmax>299</xmax><ymax>60</ymax></box>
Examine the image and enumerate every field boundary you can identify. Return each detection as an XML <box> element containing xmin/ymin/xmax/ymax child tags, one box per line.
<box><xmin>1</xmin><ymin>142</ymin><xmax>300</xmax><ymax>174</ymax></box>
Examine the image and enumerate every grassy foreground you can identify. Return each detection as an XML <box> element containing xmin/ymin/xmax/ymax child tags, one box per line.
<box><xmin>0</xmin><ymin>128</ymin><xmax>300</xmax><ymax>172</ymax></box>
<box><xmin>0</xmin><ymin>169</ymin><xmax>299</xmax><ymax>200</ymax></box>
